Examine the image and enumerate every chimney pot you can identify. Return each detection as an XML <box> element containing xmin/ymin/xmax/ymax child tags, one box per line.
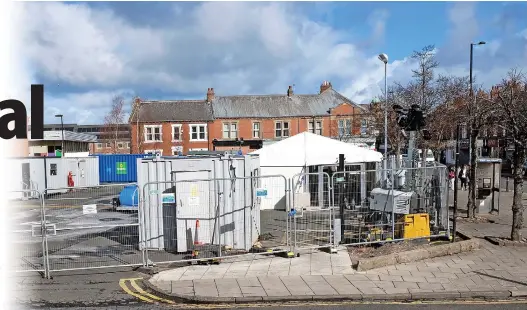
<box><xmin>320</xmin><ymin>80</ymin><xmax>332</xmax><ymax>94</ymax></box>
<box><xmin>287</xmin><ymin>85</ymin><xmax>293</xmax><ymax>97</ymax></box>
<box><xmin>207</xmin><ymin>88</ymin><xmax>215</xmax><ymax>102</ymax></box>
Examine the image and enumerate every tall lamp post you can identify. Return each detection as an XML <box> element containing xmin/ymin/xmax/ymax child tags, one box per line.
<box><xmin>55</xmin><ymin>114</ymin><xmax>65</xmax><ymax>156</ymax></box>
<box><xmin>378</xmin><ymin>53</ymin><xmax>389</xmax><ymax>182</ymax></box>
<box><xmin>468</xmin><ymin>41</ymin><xmax>486</xmax><ymax>161</ymax></box>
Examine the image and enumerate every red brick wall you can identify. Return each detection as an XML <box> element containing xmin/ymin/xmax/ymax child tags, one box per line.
<box><xmin>131</xmin><ymin>122</ymin><xmax>211</xmax><ymax>155</ymax></box>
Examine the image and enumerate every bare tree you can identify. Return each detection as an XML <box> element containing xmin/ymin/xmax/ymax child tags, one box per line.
<box><xmin>492</xmin><ymin>69</ymin><xmax>527</xmax><ymax>241</ymax></box>
<box><xmin>102</xmin><ymin>96</ymin><xmax>126</xmax><ymax>154</ymax></box>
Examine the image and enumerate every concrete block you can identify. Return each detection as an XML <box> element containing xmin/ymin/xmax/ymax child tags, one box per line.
<box><xmin>356</xmin><ymin>254</ymin><xmax>397</xmax><ymax>271</ymax></box>
<box><xmin>411</xmin><ymin>291</ymin><xmax>461</xmax><ymax>300</ymax></box>
<box><xmin>234</xmin><ymin>296</ymin><xmax>263</xmax><ymax>303</ymax></box>
<box><xmin>396</xmin><ymin>249</ymin><xmax>430</xmax><ymax>264</ymax></box>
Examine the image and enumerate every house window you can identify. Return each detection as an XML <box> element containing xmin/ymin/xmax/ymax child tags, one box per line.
<box><xmin>190</xmin><ymin>124</ymin><xmax>207</xmax><ymax>141</ymax></box>
<box><xmin>222</xmin><ymin>122</ymin><xmax>238</xmax><ymax>139</ymax></box>
<box><xmin>171</xmin><ymin>124</ymin><xmax>182</xmax><ymax>141</ymax></box>
<box><xmin>338</xmin><ymin>119</ymin><xmax>352</xmax><ymax>137</ymax></box>
<box><xmin>460</xmin><ymin>124</ymin><xmax>467</xmax><ymax>139</ymax></box>
<box><xmin>252</xmin><ymin>122</ymin><xmax>261</xmax><ymax>139</ymax></box>
<box><xmin>105</xmin><ymin>142</ymin><xmax>111</xmax><ymax>148</ymax></box>
<box><xmin>96</xmin><ymin>143</ymin><xmax>103</xmax><ymax>149</ymax></box>
<box><xmin>117</xmin><ymin>142</ymin><xmax>124</xmax><ymax>149</ymax></box>
<box><xmin>144</xmin><ymin>125</ymin><xmax>162</xmax><ymax>142</ymax></box>
<box><xmin>144</xmin><ymin>149</ymin><xmax>163</xmax><ymax>155</ymax></box>
<box><xmin>125</xmin><ymin>142</ymin><xmax>130</xmax><ymax>149</ymax></box>
<box><xmin>275</xmin><ymin>121</ymin><xmax>290</xmax><ymax>138</ymax></box>
<box><xmin>308</xmin><ymin>120</ymin><xmax>322</xmax><ymax>135</ymax></box>
<box><xmin>360</xmin><ymin>119</ymin><xmax>368</xmax><ymax>135</ymax></box>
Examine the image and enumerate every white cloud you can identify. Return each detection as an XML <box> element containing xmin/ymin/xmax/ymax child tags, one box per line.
<box><xmin>14</xmin><ymin>2</ymin><xmax>527</xmax><ymax>124</ymax></box>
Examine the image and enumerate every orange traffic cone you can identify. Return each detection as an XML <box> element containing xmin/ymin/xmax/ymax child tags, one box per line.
<box><xmin>194</xmin><ymin>219</ymin><xmax>203</xmax><ymax>245</ymax></box>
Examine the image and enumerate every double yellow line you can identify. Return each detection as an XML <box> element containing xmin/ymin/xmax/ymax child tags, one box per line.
<box><xmin>119</xmin><ymin>278</ymin><xmax>175</xmax><ymax>304</ymax></box>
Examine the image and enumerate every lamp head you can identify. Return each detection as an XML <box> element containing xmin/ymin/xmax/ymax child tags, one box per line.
<box><xmin>378</xmin><ymin>53</ymin><xmax>388</xmax><ymax>64</ymax></box>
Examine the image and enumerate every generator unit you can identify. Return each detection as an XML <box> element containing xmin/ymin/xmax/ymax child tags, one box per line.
<box><xmin>368</xmin><ymin>188</ymin><xmax>418</xmax><ymax>215</ymax></box>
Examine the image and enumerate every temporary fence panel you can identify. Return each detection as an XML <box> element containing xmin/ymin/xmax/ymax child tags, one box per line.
<box><xmin>42</xmin><ymin>184</ymin><xmax>142</xmax><ymax>273</ymax></box>
<box><xmin>141</xmin><ymin>175</ymin><xmax>289</xmax><ymax>265</ymax></box>
<box><xmin>290</xmin><ymin>171</ymin><xmax>334</xmax><ymax>252</ymax></box>
<box><xmin>94</xmin><ymin>154</ymin><xmax>148</xmax><ymax>183</ymax></box>
<box><xmin>332</xmin><ymin>165</ymin><xmax>450</xmax><ymax>248</ymax></box>
<box><xmin>9</xmin><ymin>189</ymin><xmax>47</xmax><ymax>275</ymax></box>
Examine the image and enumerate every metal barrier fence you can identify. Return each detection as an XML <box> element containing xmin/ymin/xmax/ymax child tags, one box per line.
<box><xmin>42</xmin><ymin>184</ymin><xmax>142</xmax><ymax>273</ymax></box>
<box><xmin>141</xmin><ymin>175</ymin><xmax>291</xmax><ymax>265</ymax></box>
<box><xmin>8</xmin><ymin>166</ymin><xmax>450</xmax><ymax>277</ymax></box>
<box><xmin>9</xmin><ymin>189</ymin><xmax>47</xmax><ymax>276</ymax></box>
<box><xmin>290</xmin><ymin>172</ymin><xmax>335</xmax><ymax>252</ymax></box>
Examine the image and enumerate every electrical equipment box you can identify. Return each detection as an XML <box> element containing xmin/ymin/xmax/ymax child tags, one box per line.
<box><xmin>369</xmin><ymin>188</ymin><xmax>418</xmax><ymax>215</ymax></box>
<box><xmin>396</xmin><ymin>213</ymin><xmax>431</xmax><ymax>240</ymax></box>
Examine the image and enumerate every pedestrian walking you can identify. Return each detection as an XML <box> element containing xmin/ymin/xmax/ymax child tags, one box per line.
<box><xmin>459</xmin><ymin>165</ymin><xmax>468</xmax><ymax>190</ymax></box>
<box><xmin>448</xmin><ymin>167</ymin><xmax>455</xmax><ymax>190</ymax></box>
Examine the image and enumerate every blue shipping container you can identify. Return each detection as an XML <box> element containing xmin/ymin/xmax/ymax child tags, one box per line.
<box><xmin>94</xmin><ymin>154</ymin><xmax>148</xmax><ymax>183</ymax></box>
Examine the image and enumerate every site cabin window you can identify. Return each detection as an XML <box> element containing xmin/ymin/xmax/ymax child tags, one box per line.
<box><xmin>190</xmin><ymin>124</ymin><xmax>207</xmax><ymax>141</ymax></box>
<box><xmin>50</xmin><ymin>164</ymin><xmax>57</xmax><ymax>176</ymax></box>
<box><xmin>171</xmin><ymin>124</ymin><xmax>182</xmax><ymax>141</ymax></box>
<box><xmin>275</xmin><ymin>121</ymin><xmax>290</xmax><ymax>138</ymax></box>
<box><xmin>338</xmin><ymin>119</ymin><xmax>352</xmax><ymax>137</ymax></box>
<box><xmin>308</xmin><ymin>120</ymin><xmax>322</xmax><ymax>135</ymax></box>
<box><xmin>222</xmin><ymin>122</ymin><xmax>238</xmax><ymax>139</ymax></box>
<box><xmin>252</xmin><ymin>122</ymin><xmax>261</xmax><ymax>139</ymax></box>
<box><xmin>144</xmin><ymin>125</ymin><xmax>162</xmax><ymax>142</ymax></box>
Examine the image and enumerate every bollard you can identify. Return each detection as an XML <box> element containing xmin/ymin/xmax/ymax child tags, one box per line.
<box><xmin>506</xmin><ymin>177</ymin><xmax>509</xmax><ymax>192</ymax></box>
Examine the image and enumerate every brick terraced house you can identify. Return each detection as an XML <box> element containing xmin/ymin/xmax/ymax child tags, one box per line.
<box><xmin>129</xmin><ymin>81</ymin><xmax>374</xmax><ymax>155</ymax></box>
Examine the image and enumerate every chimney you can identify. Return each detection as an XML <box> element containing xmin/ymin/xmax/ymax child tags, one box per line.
<box><xmin>207</xmin><ymin>88</ymin><xmax>215</xmax><ymax>103</ymax></box>
<box><xmin>287</xmin><ymin>85</ymin><xmax>293</xmax><ymax>97</ymax></box>
<box><xmin>320</xmin><ymin>81</ymin><xmax>332</xmax><ymax>94</ymax></box>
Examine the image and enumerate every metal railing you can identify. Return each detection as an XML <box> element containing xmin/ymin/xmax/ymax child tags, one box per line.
<box><xmin>8</xmin><ymin>167</ymin><xmax>450</xmax><ymax>278</ymax></box>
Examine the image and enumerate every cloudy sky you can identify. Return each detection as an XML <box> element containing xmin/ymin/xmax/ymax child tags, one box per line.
<box><xmin>12</xmin><ymin>1</ymin><xmax>527</xmax><ymax>125</ymax></box>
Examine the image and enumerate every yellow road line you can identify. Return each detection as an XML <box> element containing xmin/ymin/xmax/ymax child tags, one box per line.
<box><xmin>128</xmin><ymin>278</ymin><xmax>175</xmax><ymax>304</ymax></box>
<box><xmin>119</xmin><ymin>279</ymin><xmax>154</xmax><ymax>303</ymax></box>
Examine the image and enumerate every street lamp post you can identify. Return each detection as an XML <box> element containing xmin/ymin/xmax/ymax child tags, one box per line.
<box><xmin>378</xmin><ymin>53</ymin><xmax>389</xmax><ymax>183</ymax></box>
<box><xmin>468</xmin><ymin>41</ymin><xmax>486</xmax><ymax>162</ymax></box>
<box><xmin>55</xmin><ymin>114</ymin><xmax>65</xmax><ymax>156</ymax></box>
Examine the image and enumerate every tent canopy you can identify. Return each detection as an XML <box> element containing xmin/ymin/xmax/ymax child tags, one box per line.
<box><xmin>252</xmin><ymin>132</ymin><xmax>382</xmax><ymax>167</ymax></box>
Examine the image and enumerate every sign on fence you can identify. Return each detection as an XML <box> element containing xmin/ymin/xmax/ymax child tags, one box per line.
<box><xmin>82</xmin><ymin>204</ymin><xmax>97</xmax><ymax>214</ymax></box>
<box><xmin>162</xmin><ymin>193</ymin><xmax>175</xmax><ymax>203</ymax></box>
<box><xmin>256</xmin><ymin>188</ymin><xmax>268</xmax><ymax>197</ymax></box>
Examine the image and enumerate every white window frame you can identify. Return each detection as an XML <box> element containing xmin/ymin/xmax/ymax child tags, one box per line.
<box><xmin>338</xmin><ymin>119</ymin><xmax>352</xmax><ymax>137</ymax></box>
<box><xmin>171</xmin><ymin>124</ymin><xmax>182</xmax><ymax>142</ymax></box>
<box><xmin>96</xmin><ymin>143</ymin><xmax>103</xmax><ymax>149</ymax></box>
<box><xmin>144</xmin><ymin>149</ymin><xmax>163</xmax><ymax>155</ymax></box>
<box><xmin>190</xmin><ymin>124</ymin><xmax>208</xmax><ymax>141</ymax></box>
<box><xmin>105</xmin><ymin>142</ymin><xmax>111</xmax><ymax>148</ymax></box>
<box><xmin>308</xmin><ymin>119</ymin><xmax>322</xmax><ymax>135</ymax></box>
<box><xmin>252</xmin><ymin>122</ymin><xmax>261</xmax><ymax>139</ymax></box>
<box><xmin>275</xmin><ymin>121</ymin><xmax>290</xmax><ymax>138</ymax></box>
<box><xmin>144</xmin><ymin>125</ymin><xmax>162</xmax><ymax>143</ymax></box>
<box><xmin>117</xmin><ymin>142</ymin><xmax>124</xmax><ymax>149</ymax></box>
<box><xmin>222</xmin><ymin>122</ymin><xmax>238</xmax><ymax>139</ymax></box>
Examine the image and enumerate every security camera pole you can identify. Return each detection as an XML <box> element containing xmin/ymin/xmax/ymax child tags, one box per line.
<box><xmin>378</xmin><ymin>53</ymin><xmax>389</xmax><ymax>185</ymax></box>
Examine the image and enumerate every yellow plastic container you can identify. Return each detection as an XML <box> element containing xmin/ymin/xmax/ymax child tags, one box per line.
<box><xmin>397</xmin><ymin>213</ymin><xmax>431</xmax><ymax>240</ymax></box>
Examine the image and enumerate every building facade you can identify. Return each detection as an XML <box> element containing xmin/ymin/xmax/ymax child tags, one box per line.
<box><xmin>130</xmin><ymin>82</ymin><xmax>375</xmax><ymax>155</ymax></box>
<box><xmin>43</xmin><ymin>123</ymin><xmax>131</xmax><ymax>154</ymax></box>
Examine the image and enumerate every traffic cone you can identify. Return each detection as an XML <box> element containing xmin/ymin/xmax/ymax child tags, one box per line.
<box><xmin>194</xmin><ymin>219</ymin><xmax>203</xmax><ymax>245</ymax></box>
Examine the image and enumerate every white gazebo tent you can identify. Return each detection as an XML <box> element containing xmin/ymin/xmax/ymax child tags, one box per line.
<box><xmin>252</xmin><ymin>132</ymin><xmax>382</xmax><ymax>210</ymax></box>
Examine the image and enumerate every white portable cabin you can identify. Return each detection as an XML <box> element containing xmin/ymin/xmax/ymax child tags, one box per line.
<box><xmin>137</xmin><ymin>154</ymin><xmax>260</xmax><ymax>253</ymax></box>
<box><xmin>8</xmin><ymin>156</ymin><xmax>100</xmax><ymax>198</ymax></box>
<box><xmin>251</xmin><ymin>132</ymin><xmax>383</xmax><ymax>210</ymax></box>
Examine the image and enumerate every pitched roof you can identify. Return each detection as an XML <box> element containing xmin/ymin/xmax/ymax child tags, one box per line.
<box><xmin>130</xmin><ymin>87</ymin><xmax>365</xmax><ymax>123</ymax></box>
<box><xmin>130</xmin><ymin>100</ymin><xmax>214</xmax><ymax>123</ymax></box>
<box><xmin>212</xmin><ymin>88</ymin><xmax>364</xmax><ymax>118</ymax></box>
